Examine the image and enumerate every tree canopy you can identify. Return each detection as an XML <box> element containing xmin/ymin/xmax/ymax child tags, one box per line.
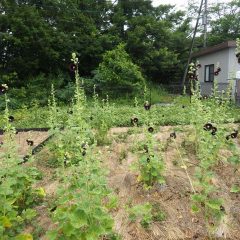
<box><xmin>0</xmin><ymin>0</ymin><xmax>239</xmax><ymax>91</ymax></box>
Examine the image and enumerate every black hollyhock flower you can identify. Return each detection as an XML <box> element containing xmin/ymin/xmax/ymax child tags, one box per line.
<box><xmin>63</xmin><ymin>153</ymin><xmax>70</xmax><ymax>167</ymax></box>
<box><xmin>144</xmin><ymin>101</ymin><xmax>151</xmax><ymax>110</ymax></box>
<box><xmin>23</xmin><ymin>155</ymin><xmax>30</xmax><ymax>163</ymax></box>
<box><xmin>217</xmin><ymin>67</ymin><xmax>221</xmax><ymax>72</ymax></box>
<box><xmin>81</xmin><ymin>142</ymin><xmax>88</xmax><ymax>150</ymax></box>
<box><xmin>50</xmin><ymin>206</ymin><xmax>57</xmax><ymax>212</ymax></box>
<box><xmin>26</xmin><ymin>139</ymin><xmax>34</xmax><ymax>146</ymax></box>
<box><xmin>214</xmin><ymin>71</ymin><xmax>219</xmax><ymax>76</ymax></box>
<box><xmin>82</xmin><ymin>150</ymin><xmax>86</xmax><ymax>156</ymax></box>
<box><xmin>203</xmin><ymin>123</ymin><xmax>212</xmax><ymax>131</ymax></box>
<box><xmin>220</xmin><ymin>205</ymin><xmax>225</xmax><ymax>212</ymax></box>
<box><xmin>231</xmin><ymin>130</ymin><xmax>238</xmax><ymax>139</ymax></box>
<box><xmin>148</xmin><ymin>127</ymin><xmax>154</xmax><ymax>133</ymax></box>
<box><xmin>8</xmin><ymin>116</ymin><xmax>14</xmax><ymax>122</ymax></box>
<box><xmin>170</xmin><ymin>132</ymin><xmax>176</xmax><ymax>139</ymax></box>
<box><xmin>188</xmin><ymin>73</ymin><xmax>194</xmax><ymax>79</ymax></box>
<box><xmin>69</xmin><ymin>63</ymin><xmax>77</xmax><ymax>72</ymax></box>
<box><xmin>211</xmin><ymin>127</ymin><xmax>217</xmax><ymax>134</ymax></box>
<box><xmin>197</xmin><ymin>63</ymin><xmax>202</xmax><ymax>68</ymax></box>
<box><xmin>226</xmin><ymin>135</ymin><xmax>231</xmax><ymax>140</ymax></box>
<box><xmin>64</xmin><ymin>159</ymin><xmax>67</xmax><ymax>167</ymax></box>
<box><xmin>0</xmin><ymin>84</ymin><xmax>8</xmax><ymax>95</ymax></box>
<box><xmin>143</xmin><ymin>145</ymin><xmax>148</xmax><ymax>153</ymax></box>
<box><xmin>133</xmin><ymin>117</ymin><xmax>138</xmax><ymax>123</ymax></box>
<box><xmin>131</xmin><ymin>117</ymin><xmax>139</xmax><ymax>125</ymax></box>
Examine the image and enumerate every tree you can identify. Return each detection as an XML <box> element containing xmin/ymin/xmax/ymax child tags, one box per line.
<box><xmin>95</xmin><ymin>43</ymin><xmax>145</xmax><ymax>95</ymax></box>
<box><xmin>207</xmin><ymin>0</ymin><xmax>240</xmax><ymax>46</ymax></box>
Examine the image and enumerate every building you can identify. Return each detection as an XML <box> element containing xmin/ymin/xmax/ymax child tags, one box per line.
<box><xmin>192</xmin><ymin>40</ymin><xmax>240</xmax><ymax>103</ymax></box>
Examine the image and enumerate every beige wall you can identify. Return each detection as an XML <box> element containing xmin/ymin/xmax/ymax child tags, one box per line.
<box><xmin>197</xmin><ymin>48</ymin><xmax>229</xmax><ymax>83</ymax></box>
<box><xmin>197</xmin><ymin>47</ymin><xmax>240</xmax><ymax>97</ymax></box>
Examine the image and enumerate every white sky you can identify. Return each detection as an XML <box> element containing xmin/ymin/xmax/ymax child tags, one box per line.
<box><xmin>152</xmin><ymin>0</ymin><xmax>232</xmax><ymax>10</ymax></box>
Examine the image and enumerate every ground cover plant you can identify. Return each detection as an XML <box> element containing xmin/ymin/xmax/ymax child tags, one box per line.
<box><xmin>0</xmin><ymin>58</ymin><xmax>240</xmax><ymax>239</ymax></box>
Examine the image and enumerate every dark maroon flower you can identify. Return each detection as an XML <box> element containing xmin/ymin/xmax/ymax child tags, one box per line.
<box><xmin>143</xmin><ymin>145</ymin><xmax>148</xmax><ymax>153</ymax></box>
<box><xmin>211</xmin><ymin>127</ymin><xmax>217</xmax><ymax>134</ymax></box>
<box><xmin>211</xmin><ymin>131</ymin><xmax>216</xmax><ymax>136</ymax></box>
<box><xmin>214</xmin><ymin>71</ymin><xmax>219</xmax><ymax>76</ymax></box>
<box><xmin>148</xmin><ymin>127</ymin><xmax>154</xmax><ymax>133</ymax></box>
<box><xmin>170</xmin><ymin>132</ymin><xmax>176</xmax><ymax>139</ymax></box>
<box><xmin>131</xmin><ymin>117</ymin><xmax>139</xmax><ymax>125</ymax></box>
<box><xmin>23</xmin><ymin>155</ymin><xmax>30</xmax><ymax>163</ymax></box>
<box><xmin>69</xmin><ymin>63</ymin><xmax>77</xmax><ymax>72</ymax></box>
<box><xmin>26</xmin><ymin>139</ymin><xmax>34</xmax><ymax>146</ymax></box>
<box><xmin>203</xmin><ymin>123</ymin><xmax>212</xmax><ymax>131</ymax></box>
<box><xmin>217</xmin><ymin>67</ymin><xmax>221</xmax><ymax>72</ymax></box>
<box><xmin>8</xmin><ymin>116</ymin><xmax>14</xmax><ymax>122</ymax></box>
<box><xmin>133</xmin><ymin>117</ymin><xmax>138</xmax><ymax>123</ymax></box>
<box><xmin>197</xmin><ymin>64</ymin><xmax>202</xmax><ymax>68</ymax></box>
<box><xmin>188</xmin><ymin>74</ymin><xmax>195</xmax><ymax>79</ymax></box>
<box><xmin>220</xmin><ymin>205</ymin><xmax>225</xmax><ymax>212</ymax></box>
<box><xmin>226</xmin><ymin>135</ymin><xmax>231</xmax><ymax>140</ymax></box>
<box><xmin>0</xmin><ymin>84</ymin><xmax>8</xmax><ymax>95</ymax></box>
<box><xmin>50</xmin><ymin>206</ymin><xmax>57</xmax><ymax>212</ymax></box>
<box><xmin>0</xmin><ymin>141</ymin><xmax>3</xmax><ymax>145</ymax></box>
<box><xmin>81</xmin><ymin>142</ymin><xmax>88</xmax><ymax>150</ymax></box>
<box><xmin>144</xmin><ymin>101</ymin><xmax>151</xmax><ymax>110</ymax></box>
<box><xmin>231</xmin><ymin>130</ymin><xmax>238</xmax><ymax>139</ymax></box>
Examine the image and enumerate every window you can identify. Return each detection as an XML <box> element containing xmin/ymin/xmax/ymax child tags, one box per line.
<box><xmin>204</xmin><ymin>64</ymin><xmax>214</xmax><ymax>82</ymax></box>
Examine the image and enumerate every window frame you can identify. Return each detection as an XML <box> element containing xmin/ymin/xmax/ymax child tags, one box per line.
<box><xmin>204</xmin><ymin>64</ymin><xmax>214</xmax><ymax>82</ymax></box>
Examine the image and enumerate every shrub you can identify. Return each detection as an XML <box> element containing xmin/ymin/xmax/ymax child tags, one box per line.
<box><xmin>94</xmin><ymin>44</ymin><xmax>145</xmax><ymax>96</ymax></box>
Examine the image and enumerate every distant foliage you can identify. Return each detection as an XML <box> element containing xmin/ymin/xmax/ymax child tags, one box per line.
<box><xmin>95</xmin><ymin>44</ymin><xmax>145</xmax><ymax>95</ymax></box>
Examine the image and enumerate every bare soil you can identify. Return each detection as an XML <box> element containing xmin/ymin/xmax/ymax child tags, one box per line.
<box><xmin>0</xmin><ymin>131</ymin><xmax>49</xmax><ymax>156</ymax></box>
<box><xmin>8</xmin><ymin>126</ymin><xmax>239</xmax><ymax>240</ymax></box>
<box><xmin>104</xmin><ymin>126</ymin><xmax>240</xmax><ymax>240</ymax></box>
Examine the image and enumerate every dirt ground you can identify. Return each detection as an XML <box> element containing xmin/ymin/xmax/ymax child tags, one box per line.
<box><xmin>0</xmin><ymin>131</ymin><xmax>49</xmax><ymax>157</ymax></box>
<box><xmin>103</xmin><ymin>126</ymin><xmax>240</xmax><ymax>240</ymax></box>
<box><xmin>9</xmin><ymin>126</ymin><xmax>240</xmax><ymax>240</ymax></box>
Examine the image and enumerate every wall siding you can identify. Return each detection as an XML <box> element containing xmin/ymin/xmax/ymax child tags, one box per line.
<box><xmin>197</xmin><ymin>47</ymin><xmax>240</xmax><ymax>97</ymax></box>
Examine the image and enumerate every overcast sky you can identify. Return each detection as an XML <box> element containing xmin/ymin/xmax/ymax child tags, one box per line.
<box><xmin>152</xmin><ymin>0</ymin><xmax>232</xmax><ymax>10</ymax></box>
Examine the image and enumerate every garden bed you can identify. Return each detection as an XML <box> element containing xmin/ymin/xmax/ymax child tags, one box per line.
<box><xmin>23</xmin><ymin>126</ymin><xmax>240</xmax><ymax>239</ymax></box>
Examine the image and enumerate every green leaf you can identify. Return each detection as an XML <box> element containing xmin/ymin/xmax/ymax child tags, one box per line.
<box><xmin>227</xmin><ymin>155</ymin><xmax>240</xmax><ymax>164</ymax></box>
<box><xmin>62</xmin><ymin>222</ymin><xmax>74</xmax><ymax>237</ymax></box>
<box><xmin>22</xmin><ymin>209</ymin><xmax>37</xmax><ymax>220</ymax></box>
<box><xmin>191</xmin><ymin>194</ymin><xmax>205</xmax><ymax>203</ymax></box>
<box><xmin>206</xmin><ymin>199</ymin><xmax>222</xmax><ymax>210</ymax></box>
<box><xmin>46</xmin><ymin>230</ymin><xmax>58</xmax><ymax>240</ymax></box>
<box><xmin>70</xmin><ymin>209</ymin><xmax>88</xmax><ymax>229</ymax></box>
<box><xmin>0</xmin><ymin>216</ymin><xmax>12</xmax><ymax>228</ymax></box>
<box><xmin>15</xmin><ymin>234</ymin><xmax>33</xmax><ymax>240</ymax></box>
<box><xmin>191</xmin><ymin>204</ymin><xmax>200</xmax><ymax>213</ymax></box>
<box><xmin>230</xmin><ymin>185</ymin><xmax>240</xmax><ymax>193</ymax></box>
